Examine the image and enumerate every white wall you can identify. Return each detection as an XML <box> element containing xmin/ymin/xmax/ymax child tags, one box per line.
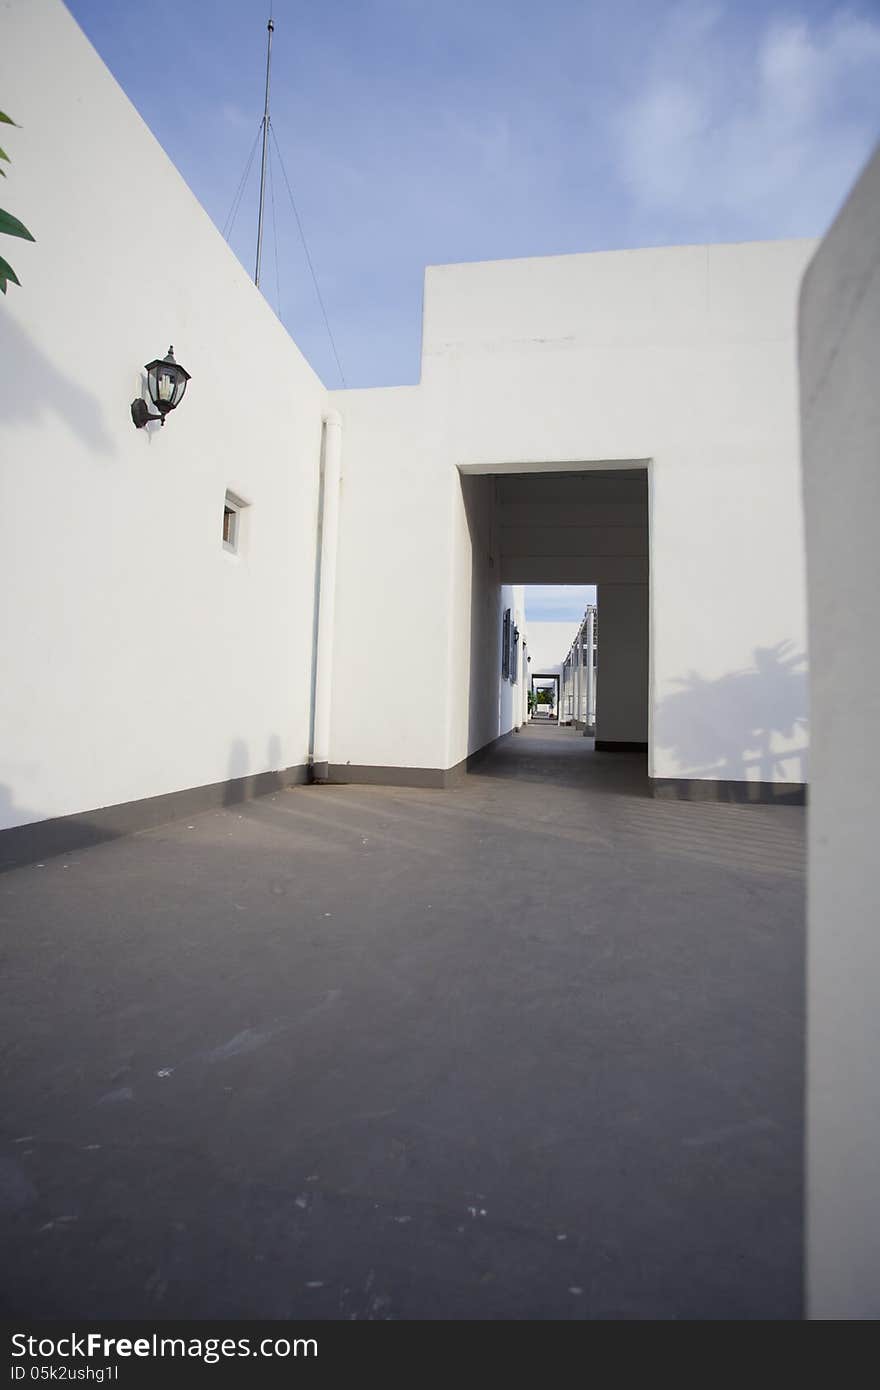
<box><xmin>0</xmin><ymin>0</ymin><xmax>328</xmax><ymax>830</ymax></box>
<box><xmin>526</xmin><ymin>621</ymin><xmax>579</xmax><ymax>674</ymax></box>
<box><xmin>801</xmin><ymin>144</ymin><xmax>880</xmax><ymax>1319</ymax></box>
<box><xmin>325</xmin><ymin>403</ymin><xmax>526</xmax><ymax>775</ymax></box>
<box><xmin>325</xmin><ymin>384</ymin><xmax>452</xmax><ymax>774</ymax></box>
<box><xmin>417</xmin><ymin>242</ymin><xmax>813</xmax><ymax>785</ymax></box>
<box><xmin>596</xmin><ymin>585</ymin><xmax>648</xmax><ymax>743</ymax></box>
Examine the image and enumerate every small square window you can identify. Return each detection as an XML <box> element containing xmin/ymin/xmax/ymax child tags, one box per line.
<box><xmin>222</xmin><ymin>490</ymin><xmax>248</xmax><ymax>554</ymax></box>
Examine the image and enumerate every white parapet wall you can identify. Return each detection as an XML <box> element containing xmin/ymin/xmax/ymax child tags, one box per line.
<box><xmin>801</xmin><ymin>143</ymin><xmax>880</xmax><ymax>1319</ymax></box>
<box><xmin>0</xmin><ymin>0</ymin><xmax>329</xmax><ymax>835</ymax></box>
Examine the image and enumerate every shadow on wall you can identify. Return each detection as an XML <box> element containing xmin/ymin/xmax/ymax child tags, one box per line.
<box><xmin>0</xmin><ymin>783</ymin><xmax>38</xmax><ymax>837</ymax></box>
<box><xmin>0</xmin><ymin>776</ymin><xmax>124</xmax><ymax>874</ymax></box>
<box><xmin>223</xmin><ymin>736</ymin><xmax>285</xmax><ymax>806</ymax></box>
<box><xmin>0</xmin><ymin>312</ymin><xmax>113</xmax><ymax>454</ymax></box>
<box><xmin>655</xmin><ymin>642</ymin><xmax>808</xmax><ymax>784</ymax></box>
<box><xmin>224</xmin><ymin>739</ymin><xmax>250</xmax><ymax>806</ymax></box>
<box><xmin>1</xmin><ymin>735</ymin><xmax>289</xmax><ymax>871</ymax></box>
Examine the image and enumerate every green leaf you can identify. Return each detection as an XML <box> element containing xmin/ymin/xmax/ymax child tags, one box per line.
<box><xmin>0</xmin><ymin>207</ymin><xmax>34</xmax><ymax>241</ymax></box>
<box><xmin>0</xmin><ymin>112</ymin><xmax>18</xmax><ymax>126</ymax></box>
<box><xmin>0</xmin><ymin>147</ymin><xmax>9</xmax><ymax>162</ymax></box>
<box><xmin>0</xmin><ymin>253</ymin><xmax>20</xmax><ymax>288</ymax></box>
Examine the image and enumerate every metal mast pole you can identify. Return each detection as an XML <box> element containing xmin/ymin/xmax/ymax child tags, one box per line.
<box><xmin>254</xmin><ymin>16</ymin><xmax>275</xmax><ymax>287</ymax></box>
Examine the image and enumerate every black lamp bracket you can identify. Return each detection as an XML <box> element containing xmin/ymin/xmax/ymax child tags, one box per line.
<box><xmin>130</xmin><ymin>398</ymin><xmax>166</xmax><ymax>428</ymax></box>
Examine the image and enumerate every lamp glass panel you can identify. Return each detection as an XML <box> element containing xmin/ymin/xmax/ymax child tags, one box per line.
<box><xmin>157</xmin><ymin>370</ymin><xmax>176</xmax><ymax>404</ymax></box>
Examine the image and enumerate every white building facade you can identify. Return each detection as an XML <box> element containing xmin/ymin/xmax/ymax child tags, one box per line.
<box><xmin>2</xmin><ymin>0</ymin><xmax>810</xmax><ymax>850</ymax></box>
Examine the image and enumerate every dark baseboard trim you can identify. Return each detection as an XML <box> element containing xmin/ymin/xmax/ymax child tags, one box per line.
<box><xmin>595</xmin><ymin>740</ymin><xmax>649</xmax><ymax>753</ymax></box>
<box><xmin>651</xmin><ymin>777</ymin><xmax>807</xmax><ymax>806</ymax></box>
<box><xmin>0</xmin><ymin>764</ymin><xmax>310</xmax><ymax>874</ymax></box>
<box><xmin>447</xmin><ymin>730</ymin><xmax>514</xmax><ymax>782</ymax></box>
<box><xmin>326</xmin><ymin>763</ymin><xmax>447</xmax><ymax>789</ymax></box>
<box><xmin>327</xmin><ymin>731</ymin><xmax>515</xmax><ymax>791</ymax></box>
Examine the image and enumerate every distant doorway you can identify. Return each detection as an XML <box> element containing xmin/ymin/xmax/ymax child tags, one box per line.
<box><xmin>530</xmin><ymin>673</ymin><xmax>560</xmax><ymax>723</ymax></box>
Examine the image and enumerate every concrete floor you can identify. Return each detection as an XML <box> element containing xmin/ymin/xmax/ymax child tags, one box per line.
<box><xmin>0</xmin><ymin>726</ymin><xmax>805</xmax><ymax>1320</ymax></box>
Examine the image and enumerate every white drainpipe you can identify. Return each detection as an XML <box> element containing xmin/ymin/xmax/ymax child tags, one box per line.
<box><xmin>310</xmin><ymin>408</ymin><xmax>343</xmax><ymax>781</ymax></box>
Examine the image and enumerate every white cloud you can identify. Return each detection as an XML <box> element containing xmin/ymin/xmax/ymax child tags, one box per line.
<box><xmin>616</xmin><ymin>4</ymin><xmax>880</xmax><ymax>238</ymax></box>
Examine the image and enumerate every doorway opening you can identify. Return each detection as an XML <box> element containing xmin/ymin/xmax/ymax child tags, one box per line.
<box><xmin>456</xmin><ymin>463</ymin><xmax>649</xmax><ymax>781</ymax></box>
<box><xmin>530</xmin><ymin>673</ymin><xmax>560</xmax><ymax>723</ymax></box>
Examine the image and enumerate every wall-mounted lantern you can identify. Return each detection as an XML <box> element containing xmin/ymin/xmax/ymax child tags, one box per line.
<box><xmin>131</xmin><ymin>346</ymin><xmax>191</xmax><ymax>428</ymax></box>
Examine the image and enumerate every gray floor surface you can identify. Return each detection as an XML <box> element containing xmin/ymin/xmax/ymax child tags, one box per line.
<box><xmin>0</xmin><ymin>725</ymin><xmax>805</xmax><ymax>1319</ymax></box>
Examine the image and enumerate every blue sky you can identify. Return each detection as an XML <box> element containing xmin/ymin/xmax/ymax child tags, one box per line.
<box><xmin>65</xmin><ymin>0</ymin><xmax>880</xmax><ymax>620</ymax></box>
<box><xmin>526</xmin><ymin>585</ymin><xmax>596</xmax><ymax>623</ymax></box>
